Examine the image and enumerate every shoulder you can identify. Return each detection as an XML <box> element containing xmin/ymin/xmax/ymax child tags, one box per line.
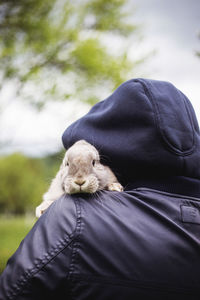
<box><xmin>0</xmin><ymin>194</ymin><xmax>78</xmax><ymax>300</ymax></box>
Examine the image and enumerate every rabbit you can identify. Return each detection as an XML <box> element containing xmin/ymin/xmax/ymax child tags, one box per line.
<box><xmin>36</xmin><ymin>140</ymin><xmax>123</xmax><ymax>218</ymax></box>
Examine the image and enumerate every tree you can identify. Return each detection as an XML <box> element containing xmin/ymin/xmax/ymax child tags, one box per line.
<box><xmin>0</xmin><ymin>153</ymin><xmax>46</xmax><ymax>214</ymax></box>
<box><xmin>0</xmin><ymin>0</ymin><xmax>142</xmax><ymax>107</ymax></box>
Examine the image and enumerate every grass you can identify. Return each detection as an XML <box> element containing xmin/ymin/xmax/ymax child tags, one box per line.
<box><xmin>0</xmin><ymin>215</ymin><xmax>36</xmax><ymax>274</ymax></box>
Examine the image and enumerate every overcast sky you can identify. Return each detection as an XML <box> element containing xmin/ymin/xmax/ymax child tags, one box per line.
<box><xmin>133</xmin><ymin>0</ymin><xmax>200</xmax><ymax>111</ymax></box>
<box><xmin>0</xmin><ymin>0</ymin><xmax>200</xmax><ymax>157</ymax></box>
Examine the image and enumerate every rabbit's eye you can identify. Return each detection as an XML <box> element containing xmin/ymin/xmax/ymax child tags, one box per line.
<box><xmin>66</xmin><ymin>161</ymin><xmax>69</xmax><ymax>166</ymax></box>
<box><xmin>92</xmin><ymin>160</ymin><xmax>95</xmax><ymax>166</ymax></box>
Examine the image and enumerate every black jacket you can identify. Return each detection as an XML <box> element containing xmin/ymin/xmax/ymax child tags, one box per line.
<box><xmin>1</xmin><ymin>79</ymin><xmax>200</xmax><ymax>300</ymax></box>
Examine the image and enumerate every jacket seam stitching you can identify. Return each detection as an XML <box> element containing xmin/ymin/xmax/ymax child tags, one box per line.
<box><xmin>7</xmin><ymin>231</ymin><xmax>77</xmax><ymax>299</ymax></box>
<box><xmin>67</xmin><ymin>198</ymin><xmax>82</xmax><ymax>300</ymax></box>
<box><xmin>134</xmin><ymin>187</ymin><xmax>200</xmax><ymax>201</ymax></box>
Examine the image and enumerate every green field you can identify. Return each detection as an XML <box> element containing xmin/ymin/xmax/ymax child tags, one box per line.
<box><xmin>0</xmin><ymin>215</ymin><xmax>36</xmax><ymax>274</ymax></box>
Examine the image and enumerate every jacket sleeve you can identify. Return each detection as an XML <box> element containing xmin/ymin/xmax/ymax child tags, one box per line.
<box><xmin>0</xmin><ymin>195</ymin><xmax>78</xmax><ymax>300</ymax></box>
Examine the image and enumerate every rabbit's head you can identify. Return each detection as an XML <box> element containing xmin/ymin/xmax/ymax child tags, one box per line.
<box><xmin>60</xmin><ymin>140</ymin><xmax>109</xmax><ymax>194</ymax></box>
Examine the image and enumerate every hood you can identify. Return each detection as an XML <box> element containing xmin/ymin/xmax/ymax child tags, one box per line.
<box><xmin>62</xmin><ymin>79</ymin><xmax>200</xmax><ymax>188</ymax></box>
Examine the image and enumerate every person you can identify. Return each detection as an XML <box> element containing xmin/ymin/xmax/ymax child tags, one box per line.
<box><xmin>0</xmin><ymin>78</ymin><xmax>200</xmax><ymax>300</ymax></box>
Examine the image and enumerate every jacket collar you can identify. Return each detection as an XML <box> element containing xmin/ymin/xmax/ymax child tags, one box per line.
<box><xmin>125</xmin><ymin>176</ymin><xmax>200</xmax><ymax>199</ymax></box>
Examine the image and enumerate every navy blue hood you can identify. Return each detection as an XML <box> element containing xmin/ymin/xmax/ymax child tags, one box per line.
<box><xmin>62</xmin><ymin>79</ymin><xmax>200</xmax><ymax>187</ymax></box>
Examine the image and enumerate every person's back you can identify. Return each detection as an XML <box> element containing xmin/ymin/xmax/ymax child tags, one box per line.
<box><xmin>1</xmin><ymin>79</ymin><xmax>200</xmax><ymax>299</ymax></box>
<box><xmin>60</xmin><ymin>187</ymin><xmax>200</xmax><ymax>299</ymax></box>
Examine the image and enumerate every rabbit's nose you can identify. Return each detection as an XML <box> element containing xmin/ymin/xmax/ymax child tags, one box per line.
<box><xmin>75</xmin><ymin>179</ymin><xmax>86</xmax><ymax>186</ymax></box>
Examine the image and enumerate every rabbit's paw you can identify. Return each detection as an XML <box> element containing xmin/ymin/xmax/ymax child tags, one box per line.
<box><xmin>107</xmin><ymin>182</ymin><xmax>123</xmax><ymax>192</ymax></box>
<box><xmin>35</xmin><ymin>202</ymin><xmax>49</xmax><ymax>218</ymax></box>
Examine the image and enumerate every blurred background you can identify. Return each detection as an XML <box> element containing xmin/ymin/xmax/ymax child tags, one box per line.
<box><xmin>0</xmin><ymin>0</ymin><xmax>200</xmax><ymax>273</ymax></box>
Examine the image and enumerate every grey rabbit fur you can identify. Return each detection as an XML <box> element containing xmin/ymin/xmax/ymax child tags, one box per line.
<box><xmin>36</xmin><ymin>140</ymin><xmax>123</xmax><ymax>218</ymax></box>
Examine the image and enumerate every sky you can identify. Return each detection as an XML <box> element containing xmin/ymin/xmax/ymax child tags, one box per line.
<box><xmin>133</xmin><ymin>0</ymin><xmax>200</xmax><ymax>113</ymax></box>
<box><xmin>0</xmin><ymin>0</ymin><xmax>200</xmax><ymax>157</ymax></box>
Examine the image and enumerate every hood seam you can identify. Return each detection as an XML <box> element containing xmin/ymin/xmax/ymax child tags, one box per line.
<box><xmin>137</xmin><ymin>79</ymin><xmax>196</xmax><ymax>157</ymax></box>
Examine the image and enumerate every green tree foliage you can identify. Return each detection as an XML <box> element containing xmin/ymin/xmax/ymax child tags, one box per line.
<box><xmin>0</xmin><ymin>153</ymin><xmax>46</xmax><ymax>214</ymax></box>
<box><xmin>0</xmin><ymin>152</ymin><xmax>63</xmax><ymax>214</ymax></box>
<box><xmin>0</xmin><ymin>0</ymin><xmax>140</xmax><ymax>106</ymax></box>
